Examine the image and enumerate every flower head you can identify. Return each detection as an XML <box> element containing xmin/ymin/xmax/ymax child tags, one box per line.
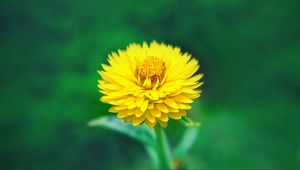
<box><xmin>98</xmin><ymin>41</ymin><xmax>203</xmax><ymax>128</ymax></box>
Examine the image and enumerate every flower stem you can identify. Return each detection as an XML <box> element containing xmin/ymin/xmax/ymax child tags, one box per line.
<box><xmin>154</xmin><ymin>126</ymin><xmax>173</xmax><ymax>169</ymax></box>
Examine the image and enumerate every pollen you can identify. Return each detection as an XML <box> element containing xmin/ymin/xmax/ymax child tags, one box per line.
<box><xmin>136</xmin><ymin>57</ymin><xmax>166</xmax><ymax>88</ymax></box>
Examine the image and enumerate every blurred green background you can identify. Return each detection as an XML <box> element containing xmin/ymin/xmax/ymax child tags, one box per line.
<box><xmin>1</xmin><ymin>0</ymin><xmax>300</xmax><ymax>169</ymax></box>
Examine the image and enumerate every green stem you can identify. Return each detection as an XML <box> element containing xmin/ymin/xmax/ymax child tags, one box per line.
<box><xmin>154</xmin><ymin>126</ymin><xmax>173</xmax><ymax>169</ymax></box>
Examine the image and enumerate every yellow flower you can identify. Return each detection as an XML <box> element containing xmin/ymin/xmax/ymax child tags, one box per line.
<box><xmin>98</xmin><ymin>41</ymin><xmax>203</xmax><ymax>128</ymax></box>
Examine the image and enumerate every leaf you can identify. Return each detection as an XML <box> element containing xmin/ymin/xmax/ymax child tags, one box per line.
<box><xmin>145</xmin><ymin>145</ymin><xmax>159</xmax><ymax>168</ymax></box>
<box><xmin>174</xmin><ymin>127</ymin><xmax>199</xmax><ymax>159</ymax></box>
<box><xmin>89</xmin><ymin>116</ymin><xmax>159</xmax><ymax>168</ymax></box>
<box><xmin>180</xmin><ymin>116</ymin><xmax>201</xmax><ymax>127</ymax></box>
<box><xmin>88</xmin><ymin>116</ymin><xmax>155</xmax><ymax>146</ymax></box>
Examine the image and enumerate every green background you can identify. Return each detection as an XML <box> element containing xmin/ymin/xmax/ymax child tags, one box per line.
<box><xmin>1</xmin><ymin>0</ymin><xmax>300</xmax><ymax>169</ymax></box>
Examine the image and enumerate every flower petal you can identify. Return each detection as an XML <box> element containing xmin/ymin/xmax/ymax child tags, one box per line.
<box><xmin>136</xmin><ymin>97</ymin><xmax>144</xmax><ymax>107</ymax></box>
<box><xmin>117</xmin><ymin>110</ymin><xmax>128</xmax><ymax>118</ymax></box>
<box><xmin>145</xmin><ymin>111</ymin><xmax>155</xmax><ymax>123</ymax></box>
<box><xmin>149</xmin><ymin>107</ymin><xmax>161</xmax><ymax>117</ymax></box>
<box><xmin>158</xmin><ymin>113</ymin><xmax>169</xmax><ymax>122</ymax></box>
<box><xmin>132</xmin><ymin>115</ymin><xmax>145</xmax><ymax>126</ymax></box>
<box><xmin>157</xmin><ymin>120</ymin><xmax>167</xmax><ymax>128</ymax></box>
<box><xmin>177</xmin><ymin>103</ymin><xmax>192</xmax><ymax>110</ymax></box>
<box><xmin>163</xmin><ymin>98</ymin><xmax>178</xmax><ymax>109</ymax></box>
<box><xmin>145</xmin><ymin>119</ymin><xmax>157</xmax><ymax>128</ymax></box>
<box><xmin>168</xmin><ymin>110</ymin><xmax>186</xmax><ymax>119</ymax></box>
<box><xmin>135</xmin><ymin>109</ymin><xmax>143</xmax><ymax>117</ymax></box>
<box><xmin>172</xmin><ymin>95</ymin><xmax>193</xmax><ymax>103</ymax></box>
<box><xmin>140</xmin><ymin>100</ymin><xmax>149</xmax><ymax>112</ymax></box>
<box><xmin>156</xmin><ymin>103</ymin><xmax>169</xmax><ymax>113</ymax></box>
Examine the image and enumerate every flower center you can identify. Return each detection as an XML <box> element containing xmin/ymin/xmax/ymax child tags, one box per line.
<box><xmin>136</xmin><ymin>57</ymin><xmax>166</xmax><ymax>88</ymax></box>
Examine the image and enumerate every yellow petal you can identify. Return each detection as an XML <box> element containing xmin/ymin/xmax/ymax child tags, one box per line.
<box><xmin>187</xmin><ymin>74</ymin><xmax>203</xmax><ymax>83</ymax></box>
<box><xmin>135</xmin><ymin>109</ymin><xmax>143</xmax><ymax>117</ymax></box>
<box><xmin>182</xmin><ymin>88</ymin><xmax>201</xmax><ymax>94</ymax></box>
<box><xmin>154</xmin><ymin>99</ymin><xmax>163</xmax><ymax>103</ymax></box>
<box><xmin>126</xmin><ymin>109</ymin><xmax>136</xmax><ymax>116</ymax></box>
<box><xmin>145</xmin><ymin>119</ymin><xmax>157</xmax><ymax>128</ymax></box>
<box><xmin>143</xmin><ymin>77</ymin><xmax>152</xmax><ymax>89</ymax></box>
<box><xmin>114</xmin><ymin>105</ymin><xmax>128</xmax><ymax>111</ymax></box>
<box><xmin>100</xmin><ymin>91</ymin><xmax>128</xmax><ymax>99</ymax></box>
<box><xmin>106</xmin><ymin>98</ymin><xmax>125</xmax><ymax>105</ymax></box>
<box><xmin>188</xmin><ymin>82</ymin><xmax>203</xmax><ymax>90</ymax></box>
<box><xmin>163</xmin><ymin>98</ymin><xmax>178</xmax><ymax>109</ymax></box>
<box><xmin>148</xmin><ymin>102</ymin><xmax>154</xmax><ymax>109</ymax></box>
<box><xmin>167</xmin><ymin>106</ymin><xmax>179</xmax><ymax>112</ymax></box>
<box><xmin>99</xmin><ymin>82</ymin><xmax>121</xmax><ymax>91</ymax></box>
<box><xmin>132</xmin><ymin>115</ymin><xmax>145</xmax><ymax>126</ymax></box>
<box><xmin>108</xmin><ymin>106</ymin><xmax>118</xmax><ymax>113</ymax></box>
<box><xmin>177</xmin><ymin>103</ymin><xmax>192</xmax><ymax>110</ymax></box>
<box><xmin>185</xmin><ymin>93</ymin><xmax>201</xmax><ymax>99</ymax></box>
<box><xmin>168</xmin><ymin>112</ymin><xmax>182</xmax><ymax>119</ymax></box>
<box><xmin>136</xmin><ymin>97</ymin><xmax>144</xmax><ymax>107</ymax></box>
<box><xmin>158</xmin><ymin>113</ymin><xmax>169</xmax><ymax>122</ymax></box>
<box><xmin>172</xmin><ymin>95</ymin><xmax>193</xmax><ymax>103</ymax></box>
<box><xmin>150</xmin><ymin>90</ymin><xmax>159</xmax><ymax>100</ymax></box>
<box><xmin>124</xmin><ymin>97</ymin><xmax>135</xmax><ymax>105</ymax></box>
<box><xmin>124</xmin><ymin>116</ymin><xmax>133</xmax><ymax>122</ymax></box>
<box><xmin>157</xmin><ymin>120</ymin><xmax>167</xmax><ymax>128</ymax></box>
<box><xmin>149</xmin><ymin>107</ymin><xmax>161</xmax><ymax>117</ymax></box>
<box><xmin>140</xmin><ymin>100</ymin><xmax>149</xmax><ymax>112</ymax></box>
<box><xmin>145</xmin><ymin>111</ymin><xmax>155</xmax><ymax>123</ymax></box>
<box><xmin>127</xmin><ymin>102</ymin><xmax>136</xmax><ymax>109</ymax></box>
<box><xmin>117</xmin><ymin>110</ymin><xmax>128</xmax><ymax>118</ymax></box>
<box><xmin>156</xmin><ymin>103</ymin><xmax>169</xmax><ymax>113</ymax></box>
<box><xmin>178</xmin><ymin>110</ymin><xmax>187</xmax><ymax>116</ymax></box>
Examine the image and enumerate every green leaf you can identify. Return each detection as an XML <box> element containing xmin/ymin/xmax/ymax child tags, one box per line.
<box><xmin>174</xmin><ymin>127</ymin><xmax>199</xmax><ymax>159</ymax></box>
<box><xmin>144</xmin><ymin>145</ymin><xmax>159</xmax><ymax>168</ymax></box>
<box><xmin>88</xmin><ymin>116</ymin><xmax>155</xmax><ymax>146</ymax></box>
<box><xmin>180</xmin><ymin>116</ymin><xmax>201</xmax><ymax>127</ymax></box>
<box><xmin>89</xmin><ymin>116</ymin><xmax>159</xmax><ymax>168</ymax></box>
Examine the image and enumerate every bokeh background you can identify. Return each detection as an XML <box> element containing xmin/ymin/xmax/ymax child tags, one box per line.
<box><xmin>1</xmin><ymin>0</ymin><xmax>300</xmax><ymax>169</ymax></box>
